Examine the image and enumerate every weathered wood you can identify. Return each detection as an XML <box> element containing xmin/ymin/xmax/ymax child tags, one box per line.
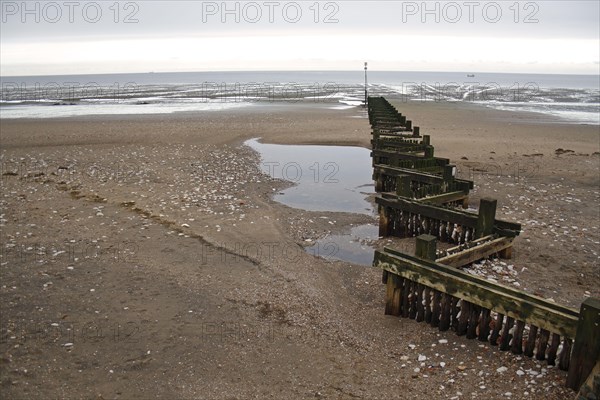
<box><xmin>559</xmin><ymin>338</ymin><xmax>572</xmax><ymax>371</ymax></box>
<box><xmin>524</xmin><ymin>325</ymin><xmax>538</xmax><ymax>357</ymax></box>
<box><xmin>476</xmin><ymin>198</ymin><xmax>497</xmax><ymax>238</ymax></box>
<box><xmin>401</xmin><ymin>277</ymin><xmax>410</xmax><ymax>318</ymax></box>
<box><xmin>439</xmin><ymin>293</ymin><xmax>451</xmax><ymax>331</ymax></box>
<box><xmin>547</xmin><ymin>333</ymin><xmax>560</xmax><ymax>366</ymax></box>
<box><xmin>444</xmin><ymin>235</ymin><xmax>496</xmax><ymax>255</ymax></box>
<box><xmin>424</xmin><ymin>287</ymin><xmax>432</xmax><ymax>323</ymax></box>
<box><xmin>419</xmin><ymin>191</ymin><xmax>469</xmax><ymax>206</ymax></box>
<box><xmin>385</xmin><ymin>274</ymin><xmax>402</xmax><ymax>316</ymax></box>
<box><xmin>374</xmin><ymin>249</ymin><xmax>579</xmax><ymax>338</ymax></box>
<box><xmin>511</xmin><ymin>321</ymin><xmax>525</xmax><ymax>354</ymax></box>
<box><xmin>416</xmin><ymin>284</ymin><xmax>425</xmax><ymax>322</ymax></box>
<box><xmin>466</xmin><ymin>304</ymin><xmax>481</xmax><ymax>339</ymax></box>
<box><xmin>443</xmin><ymin>165</ymin><xmax>455</xmax><ymax>183</ymax></box>
<box><xmin>436</xmin><ymin>236</ymin><xmax>514</xmax><ymax>268</ymax></box>
<box><xmin>396</xmin><ymin>175</ymin><xmax>412</xmax><ymax>197</ymax></box>
<box><xmin>424</xmin><ymin>146</ymin><xmax>434</xmax><ymax>158</ymax></box>
<box><xmin>379</xmin><ymin>206</ymin><xmax>390</xmax><ymax>237</ymax></box>
<box><xmin>373</xmin><ymin>164</ymin><xmax>473</xmax><ymax>188</ymax></box>
<box><xmin>431</xmin><ymin>290</ymin><xmax>441</xmax><ymax>327</ymax></box>
<box><xmin>451</xmin><ymin>297</ymin><xmax>460</xmax><ymax>332</ymax></box>
<box><xmin>478</xmin><ymin>308</ymin><xmax>491</xmax><ymax>342</ymax></box>
<box><xmin>498</xmin><ymin>246</ymin><xmax>513</xmax><ymax>259</ymax></box>
<box><xmin>457</xmin><ymin>300</ymin><xmax>470</xmax><ymax>336</ymax></box>
<box><xmin>409</xmin><ymin>281</ymin><xmax>418</xmax><ymax>319</ymax></box>
<box><xmin>371</xmin><ymin>149</ymin><xmax>449</xmax><ymax>164</ymax></box>
<box><xmin>490</xmin><ymin>313</ymin><xmax>503</xmax><ymax>345</ymax></box>
<box><xmin>567</xmin><ymin>298</ymin><xmax>600</xmax><ymax>390</ymax></box>
<box><xmin>376</xmin><ymin>195</ymin><xmax>521</xmax><ymax>234</ymax></box>
<box><xmin>382</xmin><ymin>270</ymin><xmax>389</xmax><ymax>285</ymax></box>
<box><xmin>536</xmin><ymin>329</ymin><xmax>550</xmax><ymax>360</ymax></box>
<box><xmin>416</xmin><ymin>234</ymin><xmax>437</xmax><ymax>261</ymax></box>
<box><xmin>500</xmin><ymin>317</ymin><xmax>514</xmax><ymax>351</ymax></box>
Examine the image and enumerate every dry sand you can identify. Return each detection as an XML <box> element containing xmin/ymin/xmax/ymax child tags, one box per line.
<box><xmin>0</xmin><ymin>100</ymin><xmax>598</xmax><ymax>399</ymax></box>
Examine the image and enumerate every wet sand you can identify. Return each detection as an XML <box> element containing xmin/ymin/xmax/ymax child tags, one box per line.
<box><xmin>0</xmin><ymin>101</ymin><xmax>598</xmax><ymax>399</ymax></box>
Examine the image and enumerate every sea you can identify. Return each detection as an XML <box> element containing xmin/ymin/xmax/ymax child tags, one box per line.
<box><xmin>1</xmin><ymin>71</ymin><xmax>598</xmax><ymax>124</ymax></box>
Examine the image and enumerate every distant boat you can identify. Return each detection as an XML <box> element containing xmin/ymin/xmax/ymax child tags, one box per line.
<box><xmin>466</xmin><ymin>74</ymin><xmax>475</xmax><ymax>78</ymax></box>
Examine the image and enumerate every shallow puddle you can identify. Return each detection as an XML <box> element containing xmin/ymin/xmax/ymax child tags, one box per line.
<box><xmin>305</xmin><ymin>224</ymin><xmax>379</xmax><ymax>266</ymax></box>
<box><xmin>245</xmin><ymin>138</ymin><xmax>380</xmax><ymax>265</ymax></box>
<box><xmin>245</xmin><ymin>138</ymin><xmax>375</xmax><ymax>215</ymax></box>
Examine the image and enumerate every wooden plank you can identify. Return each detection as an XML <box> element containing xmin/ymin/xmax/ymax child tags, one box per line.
<box><xmin>419</xmin><ymin>191</ymin><xmax>469</xmax><ymax>205</ymax></box>
<box><xmin>409</xmin><ymin>281</ymin><xmax>418</xmax><ymax>319</ymax></box>
<box><xmin>384</xmin><ymin>275</ymin><xmax>399</xmax><ymax>316</ymax></box>
<box><xmin>467</xmin><ymin>304</ymin><xmax>481</xmax><ymax>339</ymax></box>
<box><xmin>401</xmin><ymin>277</ymin><xmax>410</xmax><ymax>318</ymax></box>
<box><xmin>440</xmin><ymin>293</ymin><xmax>451</xmax><ymax>331</ymax></box>
<box><xmin>490</xmin><ymin>313</ymin><xmax>503</xmax><ymax>345</ymax></box>
<box><xmin>524</xmin><ymin>325</ymin><xmax>538</xmax><ymax>357</ymax></box>
<box><xmin>435</xmin><ymin>237</ymin><xmax>514</xmax><ymax>268</ymax></box>
<box><xmin>511</xmin><ymin>321</ymin><xmax>525</xmax><ymax>354</ymax></box>
<box><xmin>374</xmin><ymin>250</ymin><xmax>578</xmax><ymax>338</ymax></box>
<box><xmin>478</xmin><ymin>308</ymin><xmax>491</xmax><ymax>342</ymax></box>
<box><xmin>559</xmin><ymin>338</ymin><xmax>572</xmax><ymax>371</ymax></box>
<box><xmin>547</xmin><ymin>333</ymin><xmax>560</xmax><ymax>366</ymax></box>
<box><xmin>416</xmin><ymin>284</ymin><xmax>425</xmax><ymax>322</ymax></box>
<box><xmin>457</xmin><ymin>300</ymin><xmax>470</xmax><ymax>336</ymax></box>
<box><xmin>371</xmin><ymin>149</ymin><xmax>450</xmax><ymax>165</ymax></box>
<box><xmin>376</xmin><ymin>196</ymin><xmax>478</xmax><ymax>228</ymax></box>
<box><xmin>381</xmin><ymin>247</ymin><xmax>578</xmax><ymax>322</ymax></box>
<box><xmin>500</xmin><ymin>317</ymin><xmax>514</xmax><ymax>351</ymax></box>
<box><xmin>444</xmin><ymin>234</ymin><xmax>496</xmax><ymax>254</ymax></box>
<box><xmin>424</xmin><ymin>287</ymin><xmax>432</xmax><ymax>323</ymax></box>
<box><xmin>536</xmin><ymin>329</ymin><xmax>550</xmax><ymax>360</ymax></box>
<box><xmin>431</xmin><ymin>290</ymin><xmax>441</xmax><ymax>328</ymax></box>
<box><xmin>376</xmin><ymin>194</ymin><xmax>522</xmax><ymax>233</ymax></box>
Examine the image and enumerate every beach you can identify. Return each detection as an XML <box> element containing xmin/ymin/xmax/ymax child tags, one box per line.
<box><xmin>0</xmin><ymin>101</ymin><xmax>598</xmax><ymax>399</ymax></box>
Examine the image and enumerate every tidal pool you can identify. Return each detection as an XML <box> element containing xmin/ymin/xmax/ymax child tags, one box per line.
<box><xmin>306</xmin><ymin>224</ymin><xmax>379</xmax><ymax>266</ymax></box>
<box><xmin>245</xmin><ymin>138</ymin><xmax>379</xmax><ymax>265</ymax></box>
<box><xmin>245</xmin><ymin>138</ymin><xmax>375</xmax><ymax>215</ymax></box>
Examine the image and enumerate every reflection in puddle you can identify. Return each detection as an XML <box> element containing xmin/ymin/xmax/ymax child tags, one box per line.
<box><xmin>245</xmin><ymin>138</ymin><xmax>379</xmax><ymax>265</ymax></box>
<box><xmin>245</xmin><ymin>138</ymin><xmax>375</xmax><ymax>215</ymax></box>
<box><xmin>306</xmin><ymin>224</ymin><xmax>379</xmax><ymax>266</ymax></box>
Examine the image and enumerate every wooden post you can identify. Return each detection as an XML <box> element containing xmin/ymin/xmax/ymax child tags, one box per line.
<box><xmin>443</xmin><ymin>165</ymin><xmax>455</xmax><ymax>182</ymax></box>
<box><xmin>476</xmin><ymin>198</ymin><xmax>497</xmax><ymax>238</ymax></box>
<box><xmin>413</xmin><ymin>126</ymin><xmax>420</xmax><ymax>137</ymax></box>
<box><xmin>406</xmin><ymin>120</ymin><xmax>412</xmax><ymax>130</ymax></box>
<box><xmin>422</xmin><ymin>135</ymin><xmax>430</xmax><ymax>146</ymax></box>
<box><xmin>566</xmin><ymin>298</ymin><xmax>600</xmax><ymax>391</ymax></box>
<box><xmin>424</xmin><ymin>146</ymin><xmax>434</xmax><ymax>158</ymax></box>
<box><xmin>443</xmin><ymin>165</ymin><xmax>455</xmax><ymax>191</ymax></box>
<box><xmin>396</xmin><ymin>175</ymin><xmax>412</xmax><ymax>198</ymax></box>
<box><xmin>375</xmin><ymin>172</ymin><xmax>384</xmax><ymax>192</ymax></box>
<box><xmin>416</xmin><ymin>234</ymin><xmax>437</xmax><ymax>261</ymax></box>
<box><xmin>385</xmin><ymin>274</ymin><xmax>402</xmax><ymax>316</ymax></box>
<box><xmin>379</xmin><ymin>205</ymin><xmax>390</xmax><ymax>237</ymax></box>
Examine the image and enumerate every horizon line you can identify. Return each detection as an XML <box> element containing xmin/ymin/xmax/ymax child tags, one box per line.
<box><xmin>2</xmin><ymin>69</ymin><xmax>599</xmax><ymax>79</ymax></box>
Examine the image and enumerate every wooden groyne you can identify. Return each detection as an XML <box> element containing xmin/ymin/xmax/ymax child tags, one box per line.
<box><xmin>368</xmin><ymin>96</ymin><xmax>600</xmax><ymax>394</ymax></box>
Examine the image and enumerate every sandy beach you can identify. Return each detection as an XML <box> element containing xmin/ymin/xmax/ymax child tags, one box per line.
<box><xmin>1</xmin><ymin>101</ymin><xmax>598</xmax><ymax>399</ymax></box>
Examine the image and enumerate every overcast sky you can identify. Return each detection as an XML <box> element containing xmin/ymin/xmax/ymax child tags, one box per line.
<box><xmin>1</xmin><ymin>0</ymin><xmax>599</xmax><ymax>76</ymax></box>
